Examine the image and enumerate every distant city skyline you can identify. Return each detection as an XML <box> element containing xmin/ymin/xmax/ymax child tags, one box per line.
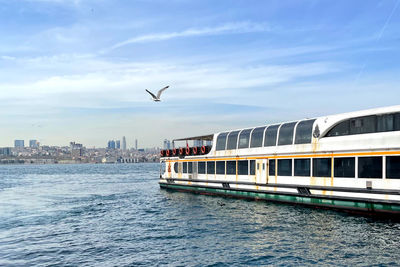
<box><xmin>1</xmin><ymin>1</ymin><xmax>400</xmax><ymax>147</ymax></box>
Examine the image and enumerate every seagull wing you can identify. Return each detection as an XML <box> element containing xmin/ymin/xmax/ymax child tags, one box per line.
<box><xmin>156</xmin><ymin>85</ymin><xmax>169</xmax><ymax>99</ymax></box>
<box><xmin>145</xmin><ymin>89</ymin><xmax>157</xmax><ymax>99</ymax></box>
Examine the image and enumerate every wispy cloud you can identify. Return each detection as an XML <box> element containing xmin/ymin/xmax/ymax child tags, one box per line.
<box><xmin>106</xmin><ymin>21</ymin><xmax>270</xmax><ymax>51</ymax></box>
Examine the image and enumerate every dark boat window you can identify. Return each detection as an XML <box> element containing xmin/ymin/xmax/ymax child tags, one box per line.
<box><xmin>395</xmin><ymin>113</ymin><xmax>400</xmax><ymax>130</ymax></box>
<box><xmin>226</xmin><ymin>161</ymin><xmax>236</xmax><ymax>175</ymax></box>
<box><xmin>377</xmin><ymin>114</ymin><xmax>394</xmax><ymax>132</ymax></box>
<box><xmin>313</xmin><ymin>158</ymin><xmax>331</xmax><ymax>177</ymax></box>
<box><xmin>278</xmin><ymin>122</ymin><xmax>297</xmax><ymax>146</ymax></box>
<box><xmin>250</xmin><ymin>126</ymin><xmax>266</xmax><ymax>148</ymax></box>
<box><xmin>174</xmin><ymin>163</ymin><xmax>178</xmax><ymax>173</ymax></box>
<box><xmin>387</xmin><ymin>156</ymin><xmax>400</xmax><ymax>179</ymax></box>
<box><xmin>250</xmin><ymin>160</ymin><xmax>256</xmax><ymax>175</ymax></box>
<box><xmin>278</xmin><ymin>159</ymin><xmax>292</xmax><ymax>176</ymax></box>
<box><xmin>216</xmin><ymin>132</ymin><xmax>228</xmax><ymax>151</ymax></box>
<box><xmin>295</xmin><ymin>119</ymin><xmax>315</xmax><ymax>144</ymax></box>
<box><xmin>216</xmin><ymin>161</ymin><xmax>225</xmax><ymax>174</ymax></box>
<box><xmin>198</xmin><ymin>162</ymin><xmax>206</xmax><ymax>174</ymax></box>
<box><xmin>294</xmin><ymin>159</ymin><xmax>310</xmax><ymax>176</ymax></box>
<box><xmin>188</xmin><ymin>162</ymin><xmax>193</xmax><ymax>173</ymax></box>
<box><xmin>269</xmin><ymin>159</ymin><xmax>275</xmax><ymax>176</ymax></box>
<box><xmin>207</xmin><ymin>161</ymin><xmax>215</xmax><ymax>175</ymax></box>
<box><xmin>238</xmin><ymin>160</ymin><xmax>248</xmax><ymax>175</ymax></box>
<box><xmin>326</xmin><ymin>120</ymin><xmax>350</xmax><ymax>137</ymax></box>
<box><xmin>358</xmin><ymin>157</ymin><xmax>382</xmax><ymax>178</ymax></box>
<box><xmin>334</xmin><ymin>157</ymin><xmax>355</xmax><ymax>178</ymax></box>
<box><xmin>238</xmin><ymin>129</ymin><xmax>252</xmax><ymax>149</ymax></box>
<box><xmin>226</xmin><ymin>131</ymin><xmax>239</xmax><ymax>150</ymax></box>
<box><xmin>350</xmin><ymin>116</ymin><xmax>376</xmax><ymax>135</ymax></box>
<box><xmin>264</xmin><ymin>125</ymin><xmax>280</xmax><ymax>147</ymax></box>
<box><xmin>183</xmin><ymin>162</ymin><xmax>187</xmax><ymax>173</ymax></box>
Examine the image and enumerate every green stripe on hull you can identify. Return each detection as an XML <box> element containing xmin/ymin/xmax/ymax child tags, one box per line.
<box><xmin>160</xmin><ymin>183</ymin><xmax>400</xmax><ymax>214</ymax></box>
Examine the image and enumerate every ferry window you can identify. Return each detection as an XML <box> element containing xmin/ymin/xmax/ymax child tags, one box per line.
<box><xmin>207</xmin><ymin>161</ymin><xmax>215</xmax><ymax>175</ymax></box>
<box><xmin>198</xmin><ymin>162</ymin><xmax>206</xmax><ymax>174</ymax></box>
<box><xmin>183</xmin><ymin>162</ymin><xmax>187</xmax><ymax>173</ymax></box>
<box><xmin>188</xmin><ymin>162</ymin><xmax>193</xmax><ymax>173</ymax></box>
<box><xmin>269</xmin><ymin>159</ymin><xmax>275</xmax><ymax>176</ymax></box>
<box><xmin>216</xmin><ymin>161</ymin><xmax>225</xmax><ymax>175</ymax></box>
<box><xmin>226</xmin><ymin>161</ymin><xmax>236</xmax><ymax>175</ymax></box>
<box><xmin>377</xmin><ymin>114</ymin><xmax>394</xmax><ymax>132</ymax></box>
<box><xmin>326</xmin><ymin>120</ymin><xmax>350</xmax><ymax>137</ymax></box>
<box><xmin>334</xmin><ymin>157</ymin><xmax>355</xmax><ymax>178</ymax></box>
<box><xmin>250</xmin><ymin>126</ymin><xmax>266</xmax><ymax>148</ymax></box>
<box><xmin>238</xmin><ymin>160</ymin><xmax>248</xmax><ymax>175</ymax></box>
<box><xmin>313</xmin><ymin>158</ymin><xmax>331</xmax><ymax>177</ymax></box>
<box><xmin>216</xmin><ymin>132</ymin><xmax>228</xmax><ymax>151</ymax></box>
<box><xmin>278</xmin><ymin>159</ymin><xmax>292</xmax><ymax>176</ymax></box>
<box><xmin>350</xmin><ymin>116</ymin><xmax>376</xmax><ymax>135</ymax></box>
<box><xmin>174</xmin><ymin>163</ymin><xmax>178</xmax><ymax>173</ymax></box>
<box><xmin>294</xmin><ymin>159</ymin><xmax>310</xmax><ymax>176</ymax></box>
<box><xmin>386</xmin><ymin>156</ymin><xmax>400</xmax><ymax>179</ymax></box>
<box><xmin>264</xmin><ymin>125</ymin><xmax>280</xmax><ymax>146</ymax></box>
<box><xmin>226</xmin><ymin>131</ymin><xmax>240</xmax><ymax>150</ymax></box>
<box><xmin>395</xmin><ymin>113</ymin><xmax>400</xmax><ymax>130</ymax></box>
<box><xmin>250</xmin><ymin>160</ymin><xmax>256</xmax><ymax>175</ymax></box>
<box><xmin>295</xmin><ymin>119</ymin><xmax>315</xmax><ymax>144</ymax></box>
<box><xmin>358</xmin><ymin>157</ymin><xmax>382</xmax><ymax>178</ymax></box>
<box><xmin>238</xmin><ymin>129</ymin><xmax>252</xmax><ymax>149</ymax></box>
<box><xmin>278</xmin><ymin>122</ymin><xmax>297</xmax><ymax>146</ymax></box>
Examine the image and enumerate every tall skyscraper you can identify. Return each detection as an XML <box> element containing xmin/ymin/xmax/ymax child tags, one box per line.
<box><xmin>122</xmin><ymin>136</ymin><xmax>127</xmax><ymax>151</ymax></box>
<box><xmin>107</xmin><ymin>140</ymin><xmax>116</xmax><ymax>149</ymax></box>
<box><xmin>116</xmin><ymin>140</ymin><xmax>121</xmax><ymax>149</ymax></box>
<box><xmin>14</xmin><ymin>140</ymin><xmax>24</xmax><ymax>148</ymax></box>
<box><xmin>135</xmin><ymin>139</ymin><xmax>138</xmax><ymax>150</ymax></box>
<box><xmin>163</xmin><ymin>139</ymin><xmax>171</xmax><ymax>149</ymax></box>
<box><xmin>29</xmin><ymin>140</ymin><xmax>39</xmax><ymax>148</ymax></box>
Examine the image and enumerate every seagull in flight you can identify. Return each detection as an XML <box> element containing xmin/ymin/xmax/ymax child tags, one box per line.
<box><xmin>145</xmin><ymin>86</ymin><xmax>169</xmax><ymax>102</ymax></box>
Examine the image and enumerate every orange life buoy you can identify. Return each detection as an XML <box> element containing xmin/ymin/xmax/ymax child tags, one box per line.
<box><xmin>160</xmin><ymin>150</ymin><xmax>164</xmax><ymax>156</ymax></box>
<box><xmin>186</xmin><ymin>147</ymin><xmax>190</xmax><ymax>155</ymax></box>
<box><xmin>166</xmin><ymin>149</ymin><xmax>170</xmax><ymax>156</ymax></box>
<box><xmin>179</xmin><ymin>148</ymin><xmax>184</xmax><ymax>155</ymax></box>
<box><xmin>201</xmin><ymin>146</ymin><xmax>206</xmax><ymax>154</ymax></box>
<box><xmin>193</xmin><ymin>147</ymin><xmax>198</xmax><ymax>154</ymax></box>
<box><xmin>173</xmin><ymin>148</ymin><xmax>177</xmax><ymax>156</ymax></box>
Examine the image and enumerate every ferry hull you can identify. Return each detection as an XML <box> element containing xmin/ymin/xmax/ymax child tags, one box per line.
<box><xmin>159</xmin><ymin>182</ymin><xmax>400</xmax><ymax>216</ymax></box>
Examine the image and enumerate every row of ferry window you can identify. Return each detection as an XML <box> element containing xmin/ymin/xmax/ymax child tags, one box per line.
<box><xmin>175</xmin><ymin>156</ymin><xmax>400</xmax><ymax>178</ymax></box>
<box><xmin>216</xmin><ymin>119</ymin><xmax>316</xmax><ymax>151</ymax></box>
<box><xmin>216</xmin><ymin>112</ymin><xmax>400</xmax><ymax>151</ymax></box>
<box><xmin>326</xmin><ymin>112</ymin><xmax>400</xmax><ymax>137</ymax></box>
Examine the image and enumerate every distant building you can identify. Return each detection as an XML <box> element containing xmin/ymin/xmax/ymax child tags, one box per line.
<box><xmin>122</xmin><ymin>136</ymin><xmax>127</xmax><ymax>151</ymax></box>
<box><xmin>0</xmin><ymin>147</ymin><xmax>11</xmax><ymax>155</ymax></box>
<box><xmin>29</xmin><ymin>140</ymin><xmax>39</xmax><ymax>148</ymax></box>
<box><xmin>70</xmin><ymin>142</ymin><xmax>84</xmax><ymax>158</ymax></box>
<box><xmin>163</xmin><ymin>139</ymin><xmax>171</xmax><ymax>150</ymax></box>
<box><xmin>135</xmin><ymin>139</ymin><xmax>138</xmax><ymax>150</ymax></box>
<box><xmin>116</xmin><ymin>140</ymin><xmax>121</xmax><ymax>149</ymax></box>
<box><xmin>107</xmin><ymin>140</ymin><xmax>116</xmax><ymax>149</ymax></box>
<box><xmin>14</xmin><ymin>140</ymin><xmax>24</xmax><ymax>148</ymax></box>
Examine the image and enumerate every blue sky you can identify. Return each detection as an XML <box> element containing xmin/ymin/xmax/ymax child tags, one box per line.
<box><xmin>0</xmin><ymin>0</ymin><xmax>399</xmax><ymax>148</ymax></box>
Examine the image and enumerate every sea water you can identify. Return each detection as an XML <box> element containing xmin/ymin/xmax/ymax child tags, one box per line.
<box><xmin>0</xmin><ymin>163</ymin><xmax>399</xmax><ymax>266</ymax></box>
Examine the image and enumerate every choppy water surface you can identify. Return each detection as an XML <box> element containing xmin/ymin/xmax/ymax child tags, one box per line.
<box><xmin>1</xmin><ymin>164</ymin><xmax>400</xmax><ymax>266</ymax></box>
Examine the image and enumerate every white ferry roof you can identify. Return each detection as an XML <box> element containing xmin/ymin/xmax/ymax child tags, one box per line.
<box><xmin>214</xmin><ymin>105</ymin><xmax>400</xmax><ymax>136</ymax></box>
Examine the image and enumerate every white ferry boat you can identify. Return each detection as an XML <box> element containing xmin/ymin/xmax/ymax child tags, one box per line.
<box><xmin>159</xmin><ymin>106</ymin><xmax>400</xmax><ymax>216</ymax></box>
